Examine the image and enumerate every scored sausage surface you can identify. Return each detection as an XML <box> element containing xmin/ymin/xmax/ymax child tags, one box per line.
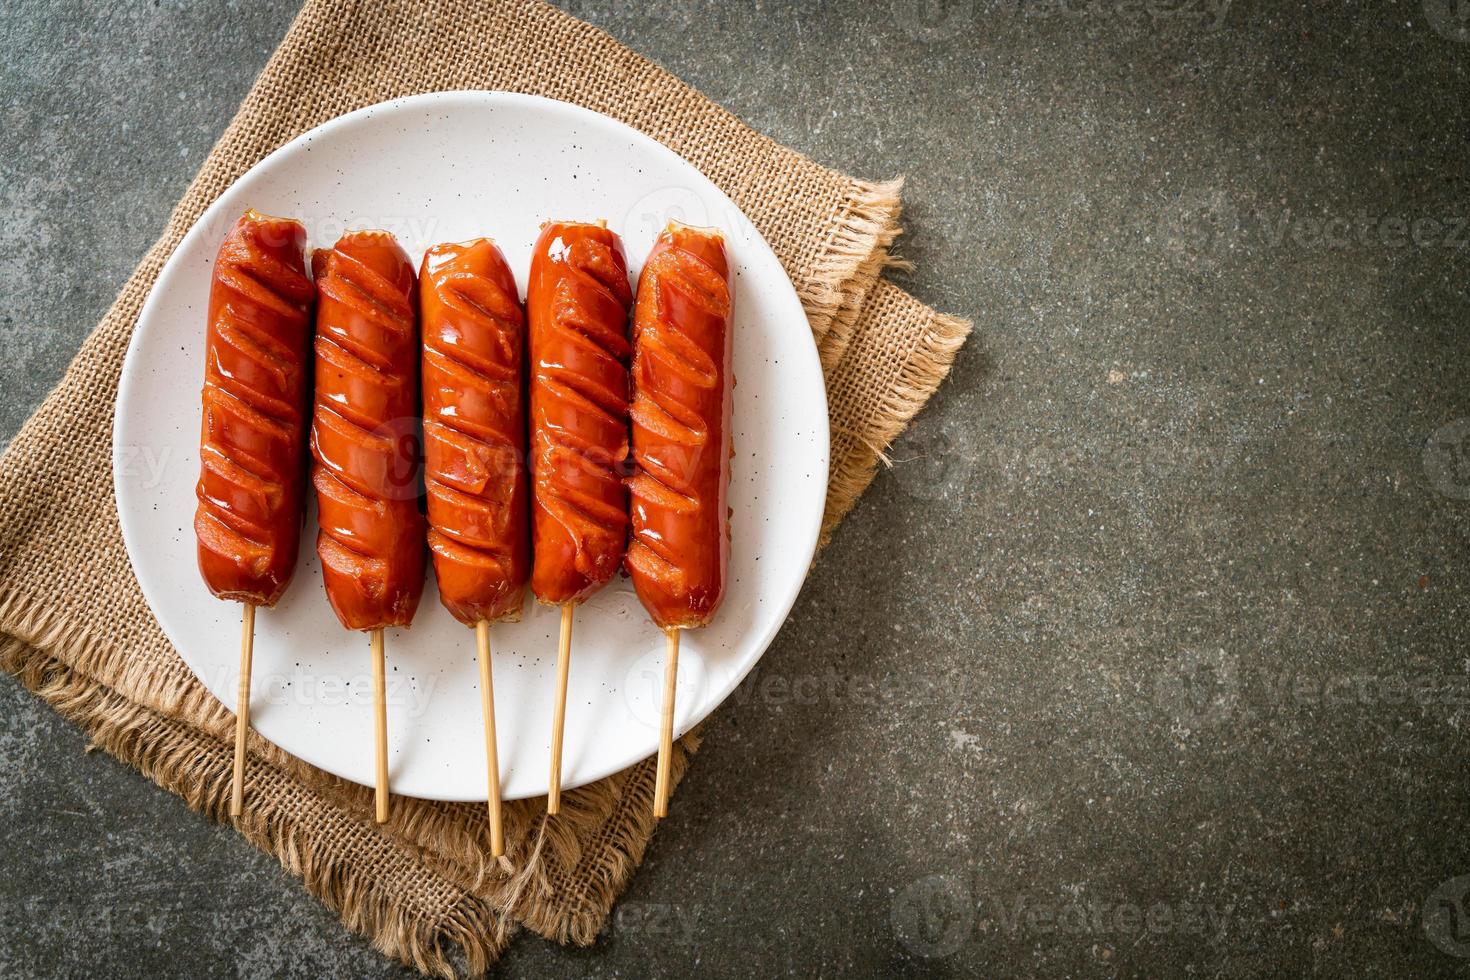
<box><xmin>625</xmin><ymin>224</ymin><xmax>734</xmax><ymax>630</ymax></box>
<box><xmin>527</xmin><ymin>221</ymin><xmax>635</xmax><ymax>605</ymax></box>
<box><xmin>420</xmin><ymin>239</ymin><xmax>530</xmax><ymax>626</ymax></box>
<box><xmin>310</xmin><ymin>230</ymin><xmax>426</xmax><ymax>631</ymax></box>
<box><xmin>195</xmin><ymin>210</ymin><xmax>315</xmax><ymax>607</ymax></box>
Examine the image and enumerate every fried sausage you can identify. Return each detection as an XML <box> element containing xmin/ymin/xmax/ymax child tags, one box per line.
<box><xmin>527</xmin><ymin>221</ymin><xmax>635</xmax><ymax>605</ymax></box>
<box><xmin>420</xmin><ymin>239</ymin><xmax>530</xmax><ymax>626</ymax></box>
<box><xmin>625</xmin><ymin>223</ymin><xmax>734</xmax><ymax>630</ymax></box>
<box><xmin>310</xmin><ymin>230</ymin><xmax>426</xmax><ymax>631</ymax></box>
<box><xmin>195</xmin><ymin>210</ymin><xmax>315</xmax><ymax>606</ymax></box>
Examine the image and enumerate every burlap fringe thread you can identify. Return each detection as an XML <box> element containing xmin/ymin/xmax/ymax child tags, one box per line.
<box><xmin>800</xmin><ymin>177</ymin><xmax>906</xmax><ymax>370</ymax></box>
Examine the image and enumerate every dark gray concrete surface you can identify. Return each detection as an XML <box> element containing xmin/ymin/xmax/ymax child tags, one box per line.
<box><xmin>3</xmin><ymin>0</ymin><xmax>1468</xmax><ymax>975</ymax></box>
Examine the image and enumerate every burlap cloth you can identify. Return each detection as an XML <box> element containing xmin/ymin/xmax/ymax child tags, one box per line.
<box><xmin>0</xmin><ymin>0</ymin><xmax>969</xmax><ymax>973</ymax></box>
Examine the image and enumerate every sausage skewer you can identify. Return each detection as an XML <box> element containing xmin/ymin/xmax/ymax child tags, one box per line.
<box><xmin>549</xmin><ymin>603</ymin><xmax>574</xmax><ymax>815</ymax></box>
<box><xmin>653</xmin><ymin>626</ymin><xmax>681</xmax><ymax>815</ymax></box>
<box><xmin>625</xmin><ymin>223</ymin><xmax>735</xmax><ymax>818</ymax></box>
<box><xmin>420</xmin><ymin>239</ymin><xmax>530</xmax><ymax>854</ymax></box>
<box><xmin>233</xmin><ymin>603</ymin><xmax>256</xmax><ymax>814</ymax></box>
<box><xmin>310</xmin><ymin>230</ymin><xmax>426</xmax><ymax>823</ymax></box>
<box><xmin>527</xmin><ymin>220</ymin><xmax>635</xmax><ymax>814</ymax></box>
<box><xmin>475</xmin><ymin>622</ymin><xmax>503</xmax><ymax>851</ymax></box>
<box><xmin>194</xmin><ymin>210</ymin><xmax>315</xmax><ymax>817</ymax></box>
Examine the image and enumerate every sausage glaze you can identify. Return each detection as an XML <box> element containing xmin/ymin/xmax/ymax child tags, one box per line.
<box><xmin>195</xmin><ymin>210</ymin><xmax>315</xmax><ymax>606</ymax></box>
<box><xmin>310</xmin><ymin>230</ymin><xmax>427</xmax><ymax>631</ymax></box>
<box><xmin>420</xmin><ymin>239</ymin><xmax>530</xmax><ymax>626</ymax></box>
<box><xmin>527</xmin><ymin>221</ymin><xmax>636</xmax><ymax>605</ymax></box>
<box><xmin>625</xmin><ymin>224</ymin><xmax>734</xmax><ymax>630</ymax></box>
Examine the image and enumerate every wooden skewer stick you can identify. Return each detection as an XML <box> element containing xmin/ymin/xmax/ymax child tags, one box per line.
<box><xmin>547</xmin><ymin>603</ymin><xmax>574</xmax><ymax>815</ymax></box>
<box><xmin>653</xmin><ymin>626</ymin><xmax>681</xmax><ymax>819</ymax></box>
<box><xmin>229</xmin><ymin>602</ymin><xmax>257</xmax><ymax>817</ymax></box>
<box><xmin>475</xmin><ymin>621</ymin><xmax>505</xmax><ymax>857</ymax></box>
<box><xmin>371</xmin><ymin>627</ymin><xmax>389</xmax><ymax>823</ymax></box>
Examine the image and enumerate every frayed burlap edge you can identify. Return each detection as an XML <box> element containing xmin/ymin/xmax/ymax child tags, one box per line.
<box><xmin>820</xmin><ymin>301</ymin><xmax>972</xmax><ymax>545</ymax></box>
<box><xmin>507</xmin><ymin>727</ymin><xmax>702</xmax><ymax>946</ymax></box>
<box><xmin>800</xmin><ymin>177</ymin><xmax>905</xmax><ymax>367</ymax></box>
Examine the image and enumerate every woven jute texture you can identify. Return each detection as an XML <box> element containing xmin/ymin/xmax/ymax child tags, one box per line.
<box><xmin>0</xmin><ymin>0</ymin><xmax>970</xmax><ymax>973</ymax></box>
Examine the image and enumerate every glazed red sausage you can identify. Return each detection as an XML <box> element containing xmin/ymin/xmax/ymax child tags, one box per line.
<box><xmin>527</xmin><ymin>221</ymin><xmax>636</xmax><ymax>605</ymax></box>
<box><xmin>625</xmin><ymin>223</ymin><xmax>734</xmax><ymax>630</ymax></box>
<box><xmin>310</xmin><ymin>230</ymin><xmax>426</xmax><ymax>631</ymax></box>
<box><xmin>195</xmin><ymin>210</ymin><xmax>315</xmax><ymax>606</ymax></box>
<box><xmin>420</xmin><ymin>239</ymin><xmax>530</xmax><ymax>626</ymax></box>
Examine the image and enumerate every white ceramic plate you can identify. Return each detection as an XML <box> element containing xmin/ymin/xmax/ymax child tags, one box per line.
<box><xmin>113</xmin><ymin>92</ymin><xmax>828</xmax><ymax>801</ymax></box>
